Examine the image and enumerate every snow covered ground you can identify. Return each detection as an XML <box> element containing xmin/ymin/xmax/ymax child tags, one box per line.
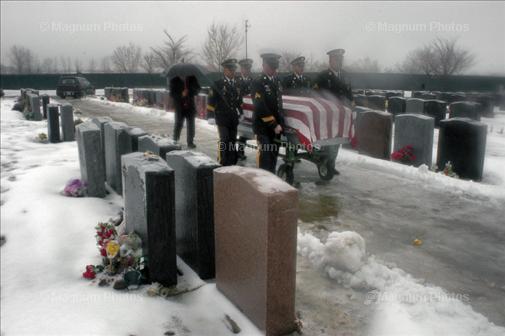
<box><xmin>2</xmin><ymin>92</ymin><xmax>505</xmax><ymax>335</ymax></box>
<box><xmin>0</xmin><ymin>97</ymin><xmax>261</xmax><ymax>335</ymax></box>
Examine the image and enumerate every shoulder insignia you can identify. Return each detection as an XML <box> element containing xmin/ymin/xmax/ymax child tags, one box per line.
<box><xmin>255</xmin><ymin>92</ymin><xmax>261</xmax><ymax>99</ymax></box>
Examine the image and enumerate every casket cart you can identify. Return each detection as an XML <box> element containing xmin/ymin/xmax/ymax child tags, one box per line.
<box><xmin>239</xmin><ymin>95</ymin><xmax>354</xmax><ymax>184</ymax></box>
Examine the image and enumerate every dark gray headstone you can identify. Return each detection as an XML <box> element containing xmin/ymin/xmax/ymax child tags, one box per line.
<box><xmin>76</xmin><ymin>122</ymin><xmax>106</xmax><ymax>197</ymax></box>
<box><xmin>138</xmin><ymin>134</ymin><xmax>182</xmax><ymax>158</ymax></box>
<box><xmin>60</xmin><ymin>103</ymin><xmax>75</xmax><ymax>141</ymax></box>
<box><xmin>437</xmin><ymin>118</ymin><xmax>487</xmax><ymax>180</ymax></box>
<box><xmin>367</xmin><ymin>95</ymin><xmax>386</xmax><ymax>111</ymax></box>
<box><xmin>104</xmin><ymin>121</ymin><xmax>132</xmax><ymax>194</ymax></box>
<box><xmin>394</xmin><ymin>114</ymin><xmax>434</xmax><ymax>167</ymax></box>
<box><xmin>47</xmin><ymin>104</ymin><xmax>60</xmax><ymax>143</ymax></box>
<box><xmin>424</xmin><ymin>100</ymin><xmax>447</xmax><ymax>127</ymax></box>
<box><xmin>387</xmin><ymin>97</ymin><xmax>406</xmax><ymax>116</ymax></box>
<box><xmin>41</xmin><ymin>95</ymin><xmax>50</xmax><ymax>119</ymax></box>
<box><xmin>91</xmin><ymin>117</ymin><xmax>112</xmax><ymax>172</ymax></box>
<box><xmin>122</xmin><ymin>152</ymin><xmax>176</xmax><ymax>287</ymax></box>
<box><xmin>356</xmin><ymin>110</ymin><xmax>393</xmax><ymax>159</ymax></box>
<box><xmin>406</xmin><ymin>98</ymin><xmax>426</xmax><ymax>114</ymax></box>
<box><xmin>449</xmin><ymin>101</ymin><xmax>481</xmax><ymax>121</ymax></box>
<box><xmin>126</xmin><ymin>127</ymin><xmax>147</xmax><ymax>152</ymax></box>
<box><xmin>166</xmin><ymin>151</ymin><xmax>221</xmax><ymax>279</ymax></box>
<box><xmin>28</xmin><ymin>94</ymin><xmax>42</xmax><ymax>121</ymax></box>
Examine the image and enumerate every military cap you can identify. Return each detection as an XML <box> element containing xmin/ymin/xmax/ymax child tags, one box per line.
<box><xmin>327</xmin><ymin>48</ymin><xmax>345</xmax><ymax>56</ymax></box>
<box><xmin>238</xmin><ymin>58</ymin><xmax>253</xmax><ymax>68</ymax></box>
<box><xmin>221</xmin><ymin>58</ymin><xmax>238</xmax><ymax>69</ymax></box>
<box><xmin>290</xmin><ymin>56</ymin><xmax>306</xmax><ymax>66</ymax></box>
<box><xmin>260</xmin><ymin>52</ymin><xmax>281</xmax><ymax>68</ymax></box>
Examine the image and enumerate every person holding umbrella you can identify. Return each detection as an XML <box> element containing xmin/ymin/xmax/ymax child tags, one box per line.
<box><xmin>169</xmin><ymin>75</ymin><xmax>201</xmax><ymax>148</ymax></box>
<box><xmin>207</xmin><ymin>59</ymin><xmax>243</xmax><ymax>166</ymax></box>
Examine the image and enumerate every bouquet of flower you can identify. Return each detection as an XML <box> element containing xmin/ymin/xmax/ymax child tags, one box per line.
<box><xmin>62</xmin><ymin>179</ymin><xmax>87</xmax><ymax>197</ymax></box>
<box><xmin>391</xmin><ymin>145</ymin><xmax>416</xmax><ymax>164</ymax></box>
<box><xmin>442</xmin><ymin>161</ymin><xmax>459</xmax><ymax>178</ymax></box>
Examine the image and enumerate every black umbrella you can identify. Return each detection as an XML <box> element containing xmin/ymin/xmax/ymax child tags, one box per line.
<box><xmin>163</xmin><ymin>63</ymin><xmax>211</xmax><ymax>86</ymax></box>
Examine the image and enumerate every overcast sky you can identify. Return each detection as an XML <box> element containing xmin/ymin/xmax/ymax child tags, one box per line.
<box><xmin>1</xmin><ymin>1</ymin><xmax>504</xmax><ymax>74</ymax></box>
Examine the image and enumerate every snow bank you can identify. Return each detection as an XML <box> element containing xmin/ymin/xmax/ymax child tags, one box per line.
<box><xmin>297</xmin><ymin>229</ymin><xmax>505</xmax><ymax>336</ymax></box>
<box><xmin>0</xmin><ymin>97</ymin><xmax>261</xmax><ymax>335</ymax></box>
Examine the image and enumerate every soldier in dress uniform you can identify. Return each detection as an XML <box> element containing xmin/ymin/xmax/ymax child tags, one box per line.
<box><xmin>251</xmin><ymin>52</ymin><xmax>284</xmax><ymax>173</ymax></box>
<box><xmin>207</xmin><ymin>59</ymin><xmax>243</xmax><ymax>166</ymax></box>
<box><xmin>236</xmin><ymin>58</ymin><xmax>254</xmax><ymax>161</ymax></box>
<box><xmin>314</xmin><ymin>48</ymin><xmax>353</xmax><ymax>106</ymax></box>
<box><xmin>282</xmin><ymin>56</ymin><xmax>311</xmax><ymax>96</ymax></box>
<box><xmin>313</xmin><ymin>48</ymin><xmax>354</xmax><ymax>176</ymax></box>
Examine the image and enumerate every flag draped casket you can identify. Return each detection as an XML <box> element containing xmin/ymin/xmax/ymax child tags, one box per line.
<box><xmin>241</xmin><ymin>95</ymin><xmax>354</xmax><ymax>150</ymax></box>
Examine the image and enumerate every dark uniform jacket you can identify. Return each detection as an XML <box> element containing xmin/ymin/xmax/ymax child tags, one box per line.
<box><xmin>314</xmin><ymin>69</ymin><xmax>353</xmax><ymax>104</ymax></box>
<box><xmin>251</xmin><ymin>74</ymin><xmax>284</xmax><ymax>136</ymax></box>
<box><xmin>236</xmin><ymin>75</ymin><xmax>254</xmax><ymax>97</ymax></box>
<box><xmin>207</xmin><ymin>77</ymin><xmax>242</xmax><ymax>127</ymax></box>
<box><xmin>282</xmin><ymin>73</ymin><xmax>312</xmax><ymax>96</ymax></box>
<box><xmin>169</xmin><ymin>76</ymin><xmax>200</xmax><ymax>116</ymax></box>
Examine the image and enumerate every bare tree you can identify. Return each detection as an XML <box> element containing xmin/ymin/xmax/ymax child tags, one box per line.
<box><xmin>201</xmin><ymin>23</ymin><xmax>242</xmax><ymax>71</ymax></box>
<box><xmin>88</xmin><ymin>58</ymin><xmax>97</xmax><ymax>73</ymax></box>
<box><xmin>151</xmin><ymin>31</ymin><xmax>192</xmax><ymax>70</ymax></box>
<box><xmin>60</xmin><ymin>56</ymin><xmax>73</xmax><ymax>73</ymax></box>
<box><xmin>111</xmin><ymin>42</ymin><xmax>142</xmax><ymax>73</ymax></box>
<box><xmin>304</xmin><ymin>55</ymin><xmax>327</xmax><ymax>72</ymax></box>
<box><xmin>40</xmin><ymin>57</ymin><xmax>55</xmax><ymax>73</ymax></box>
<box><xmin>346</xmin><ymin>57</ymin><xmax>381</xmax><ymax>73</ymax></box>
<box><xmin>8</xmin><ymin>45</ymin><xmax>35</xmax><ymax>73</ymax></box>
<box><xmin>398</xmin><ymin>37</ymin><xmax>475</xmax><ymax>75</ymax></box>
<box><xmin>74</xmin><ymin>58</ymin><xmax>82</xmax><ymax>73</ymax></box>
<box><xmin>141</xmin><ymin>52</ymin><xmax>157</xmax><ymax>73</ymax></box>
<box><xmin>101</xmin><ymin>56</ymin><xmax>112</xmax><ymax>73</ymax></box>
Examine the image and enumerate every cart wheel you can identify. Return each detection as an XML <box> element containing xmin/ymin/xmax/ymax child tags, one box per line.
<box><xmin>277</xmin><ymin>164</ymin><xmax>294</xmax><ymax>185</ymax></box>
<box><xmin>318</xmin><ymin>160</ymin><xmax>335</xmax><ymax>181</ymax></box>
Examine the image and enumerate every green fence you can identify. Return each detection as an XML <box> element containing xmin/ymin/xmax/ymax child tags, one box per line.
<box><xmin>1</xmin><ymin>72</ymin><xmax>504</xmax><ymax>92</ymax></box>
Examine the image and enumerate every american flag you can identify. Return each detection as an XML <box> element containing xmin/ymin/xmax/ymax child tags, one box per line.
<box><xmin>241</xmin><ymin>95</ymin><xmax>354</xmax><ymax>148</ymax></box>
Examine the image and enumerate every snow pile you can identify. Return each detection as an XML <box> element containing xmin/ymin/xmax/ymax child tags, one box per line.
<box><xmin>0</xmin><ymin>97</ymin><xmax>261</xmax><ymax>335</ymax></box>
<box><xmin>298</xmin><ymin>229</ymin><xmax>505</xmax><ymax>336</ymax></box>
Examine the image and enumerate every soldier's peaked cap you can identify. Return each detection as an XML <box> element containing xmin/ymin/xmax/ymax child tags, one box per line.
<box><xmin>221</xmin><ymin>58</ymin><xmax>238</xmax><ymax>68</ymax></box>
<box><xmin>290</xmin><ymin>56</ymin><xmax>306</xmax><ymax>65</ymax></box>
<box><xmin>238</xmin><ymin>58</ymin><xmax>253</xmax><ymax>67</ymax></box>
<box><xmin>327</xmin><ymin>48</ymin><xmax>345</xmax><ymax>56</ymax></box>
<box><xmin>260</xmin><ymin>53</ymin><xmax>281</xmax><ymax>61</ymax></box>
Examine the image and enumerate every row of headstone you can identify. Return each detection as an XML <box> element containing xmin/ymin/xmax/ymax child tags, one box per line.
<box><xmin>354</xmin><ymin>109</ymin><xmax>487</xmax><ymax>180</ymax></box>
<box><xmin>104</xmin><ymin>87</ymin><xmax>129</xmax><ymax>102</ymax></box>
<box><xmin>120</xmin><ymin>149</ymin><xmax>298</xmax><ymax>335</ymax></box>
<box><xmin>46</xmin><ymin>103</ymin><xmax>75</xmax><ymax>143</ymax></box>
<box><xmin>132</xmin><ymin>89</ymin><xmax>169</xmax><ymax>108</ymax></box>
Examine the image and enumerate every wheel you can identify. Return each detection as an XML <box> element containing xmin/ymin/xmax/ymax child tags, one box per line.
<box><xmin>317</xmin><ymin>160</ymin><xmax>335</xmax><ymax>181</ymax></box>
<box><xmin>277</xmin><ymin>163</ymin><xmax>294</xmax><ymax>185</ymax></box>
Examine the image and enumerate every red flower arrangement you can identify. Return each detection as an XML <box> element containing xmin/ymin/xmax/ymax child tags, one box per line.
<box><xmin>391</xmin><ymin>145</ymin><xmax>416</xmax><ymax>164</ymax></box>
<box><xmin>95</xmin><ymin>222</ymin><xmax>118</xmax><ymax>257</ymax></box>
<box><xmin>82</xmin><ymin>265</ymin><xmax>96</xmax><ymax>279</ymax></box>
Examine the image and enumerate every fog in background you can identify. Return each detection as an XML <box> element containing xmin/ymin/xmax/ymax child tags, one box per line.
<box><xmin>1</xmin><ymin>1</ymin><xmax>504</xmax><ymax>74</ymax></box>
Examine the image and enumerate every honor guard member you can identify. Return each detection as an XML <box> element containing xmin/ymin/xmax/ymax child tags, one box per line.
<box><xmin>236</xmin><ymin>58</ymin><xmax>254</xmax><ymax>161</ymax></box>
<box><xmin>314</xmin><ymin>48</ymin><xmax>353</xmax><ymax>106</ymax></box>
<box><xmin>283</xmin><ymin>56</ymin><xmax>311</xmax><ymax>96</ymax></box>
<box><xmin>207</xmin><ymin>58</ymin><xmax>243</xmax><ymax>166</ymax></box>
<box><xmin>237</xmin><ymin>58</ymin><xmax>254</xmax><ymax>95</ymax></box>
<box><xmin>251</xmin><ymin>52</ymin><xmax>284</xmax><ymax>173</ymax></box>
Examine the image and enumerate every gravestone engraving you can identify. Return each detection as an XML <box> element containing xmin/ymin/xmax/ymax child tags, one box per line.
<box><xmin>122</xmin><ymin>152</ymin><xmax>176</xmax><ymax>286</ymax></box>
<box><xmin>214</xmin><ymin>166</ymin><xmax>298</xmax><ymax>336</ymax></box>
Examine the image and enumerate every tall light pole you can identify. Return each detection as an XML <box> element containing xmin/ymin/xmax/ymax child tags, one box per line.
<box><xmin>245</xmin><ymin>19</ymin><xmax>251</xmax><ymax>59</ymax></box>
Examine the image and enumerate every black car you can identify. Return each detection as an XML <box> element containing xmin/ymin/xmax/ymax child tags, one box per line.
<box><xmin>56</xmin><ymin>76</ymin><xmax>95</xmax><ymax>98</ymax></box>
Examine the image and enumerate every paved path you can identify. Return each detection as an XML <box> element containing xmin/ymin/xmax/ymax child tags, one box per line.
<box><xmin>66</xmin><ymin>97</ymin><xmax>505</xmax><ymax>333</ymax></box>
